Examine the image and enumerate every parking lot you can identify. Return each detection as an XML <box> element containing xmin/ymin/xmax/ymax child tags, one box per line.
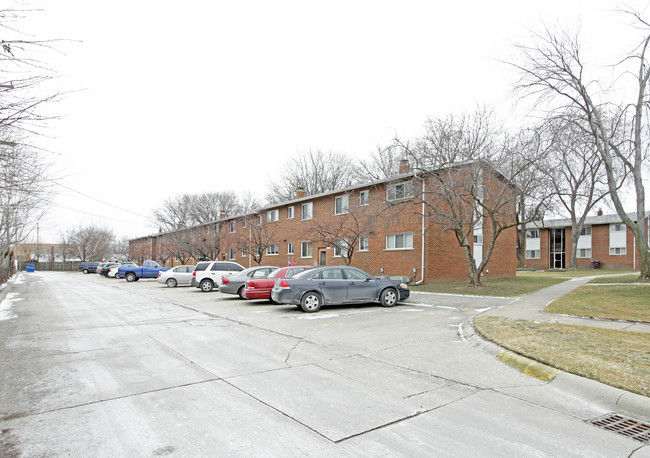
<box><xmin>0</xmin><ymin>272</ymin><xmax>643</xmax><ymax>456</ymax></box>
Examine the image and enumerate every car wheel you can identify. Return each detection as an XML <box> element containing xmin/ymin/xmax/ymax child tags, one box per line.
<box><xmin>82</xmin><ymin>269</ymin><xmax>89</xmax><ymax>274</ymax></box>
<box><xmin>380</xmin><ymin>288</ymin><xmax>398</xmax><ymax>307</ymax></box>
<box><xmin>166</xmin><ymin>278</ymin><xmax>177</xmax><ymax>288</ymax></box>
<box><xmin>125</xmin><ymin>272</ymin><xmax>136</xmax><ymax>282</ymax></box>
<box><xmin>300</xmin><ymin>292</ymin><xmax>321</xmax><ymax>313</ymax></box>
<box><xmin>200</xmin><ymin>279</ymin><xmax>214</xmax><ymax>292</ymax></box>
<box><xmin>237</xmin><ymin>286</ymin><xmax>245</xmax><ymax>299</ymax></box>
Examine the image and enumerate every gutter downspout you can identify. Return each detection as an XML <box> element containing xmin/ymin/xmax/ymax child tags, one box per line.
<box><xmin>415</xmin><ymin>177</ymin><xmax>426</xmax><ymax>285</ymax></box>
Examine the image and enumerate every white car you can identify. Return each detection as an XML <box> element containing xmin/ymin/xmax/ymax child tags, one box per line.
<box><xmin>157</xmin><ymin>265</ymin><xmax>195</xmax><ymax>287</ymax></box>
<box><xmin>191</xmin><ymin>261</ymin><xmax>245</xmax><ymax>292</ymax></box>
<box><xmin>108</xmin><ymin>262</ymin><xmax>137</xmax><ymax>278</ymax></box>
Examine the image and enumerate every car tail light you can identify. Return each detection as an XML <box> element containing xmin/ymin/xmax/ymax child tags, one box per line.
<box><xmin>222</xmin><ymin>277</ymin><xmax>229</xmax><ymax>284</ymax></box>
<box><xmin>193</xmin><ymin>271</ymin><xmax>196</xmax><ymax>277</ymax></box>
<box><xmin>278</xmin><ymin>279</ymin><xmax>290</xmax><ymax>288</ymax></box>
<box><xmin>158</xmin><ymin>272</ymin><xmax>161</xmax><ymax>277</ymax></box>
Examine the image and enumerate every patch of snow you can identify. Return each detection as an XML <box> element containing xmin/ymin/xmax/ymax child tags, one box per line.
<box><xmin>0</xmin><ymin>292</ymin><xmax>22</xmax><ymax>321</ymax></box>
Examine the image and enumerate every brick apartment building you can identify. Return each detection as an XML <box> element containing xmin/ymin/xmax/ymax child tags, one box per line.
<box><xmin>130</xmin><ymin>162</ymin><xmax>518</xmax><ymax>283</ymax></box>
<box><xmin>522</xmin><ymin>211</ymin><xmax>650</xmax><ymax>270</ymax></box>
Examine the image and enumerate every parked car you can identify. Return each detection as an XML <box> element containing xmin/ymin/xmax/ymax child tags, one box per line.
<box><xmin>99</xmin><ymin>262</ymin><xmax>119</xmax><ymax>277</ymax></box>
<box><xmin>94</xmin><ymin>262</ymin><xmax>109</xmax><ymax>274</ymax></box>
<box><xmin>118</xmin><ymin>260</ymin><xmax>169</xmax><ymax>282</ymax></box>
<box><xmin>108</xmin><ymin>262</ymin><xmax>137</xmax><ymax>278</ymax></box>
<box><xmin>157</xmin><ymin>265</ymin><xmax>195</xmax><ymax>287</ymax></box>
<box><xmin>219</xmin><ymin>265</ymin><xmax>278</xmax><ymax>299</ymax></box>
<box><xmin>271</xmin><ymin>266</ymin><xmax>410</xmax><ymax>313</ymax></box>
<box><xmin>78</xmin><ymin>261</ymin><xmax>100</xmax><ymax>274</ymax></box>
<box><xmin>242</xmin><ymin>265</ymin><xmax>313</xmax><ymax>301</ymax></box>
<box><xmin>191</xmin><ymin>261</ymin><xmax>245</xmax><ymax>292</ymax></box>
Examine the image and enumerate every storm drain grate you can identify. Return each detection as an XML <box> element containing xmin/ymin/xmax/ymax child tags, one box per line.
<box><xmin>588</xmin><ymin>413</ymin><xmax>650</xmax><ymax>443</ymax></box>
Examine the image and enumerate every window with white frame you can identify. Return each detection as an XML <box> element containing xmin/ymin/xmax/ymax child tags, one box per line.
<box><xmin>241</xmin><ymin>247</ymin><xmax>246</xmax><ymax>257</ymax></box>
<box><xmin>334</xmin><ymin>195</ymin><xmax>349</xmax><ymax>215</ymax></box>
<box><xmin>577</xmin><ymin>226</ymin><xmax>592</xmax><ymax>258</ymax></box>
<box><xmin>257</xmin><ymin>215</ymin><xmax>262</xmax><ymax>225</ymax></box>
<box><xmin>287</xmin><ymin>206</ymin><xmax>294</xmax><ymax>219</ymax></box>
<box><xmin>229</xmin><ymin>221</ymin><xmax>236</xmax><ymax>233</ymax></box>
<box><xmin>386</xmin><ymin>232</ymin><xmax>413</xmax><ymax>250</ymax></box>
<box><xmin>386</xmin><ymin>182</ymin><xmax>413</xmax><ymax>201</ymax></box>
<box><xmin>609</xmin><ymin>223</ymin><xmax>626</xmax><ymax>255</ymax></box>
<box><xmin>242</xmin><ymin>218</ymin><xmax>247</xmax><ymax>228</ymax></box>
<box><xmin>266</xmin><ymin>244</ymin><xmax>279</xmax><ymax>255</ymax></box>
<box><xmin>229</xmin><ymin>248</ymin><xmax>236</xmax><ymax>260</ymax></box>
<box><xmin>267</xmin><ymin>209</ymin><xmax>279</xmax><ymax>222</ymax></box>
<box><xmin>359</xmin><ymin>236</ymin><xmax>369</xmax><ymax>252</ymax></box>
<box><xmin>300</xmin><ymin>241</ymin><xmax>312</xmax><ymax>258</ymax></box>
<box><xmin>526</xmin><ymin>229</ymin><xmax>540</xmax><ymax>239</ymax></box>
<box><xmin>287</xmin><ymin>242</ymin><xmax>294</xmax><ymax>255</ymax></box>
<box><xmin>301</xmin><ymin>202</ymin><xmax>313</xmax><ymax>220</ymax></box>
<box><xmin>525</xmin><ymin>228</ymin><xmax>541</xmax><ymax>259</ymax></box>
<box><xmin>333</xmin><ymin>238</ymin><xmax>349</xmax><ymax>257</ymax></box>
<box><xmin>577</xmin><ymin>248</ymin><xmax>592</xmax><ymax>258</ymax></box>
<box><xmin>359</xmin><ymin>190</ymin><xmax>369</xmax><ymax>206</ymax></box>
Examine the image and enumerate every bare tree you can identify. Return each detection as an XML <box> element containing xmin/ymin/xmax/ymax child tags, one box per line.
<box><xmin>539</xmin><ymin>116</ymin><xmax>618</xmax><ymax>268</ymax></box>
<box><xmin>64</xmin><ymin>225</ymin><xmax>114</xmax><ymax>261</ymax></box>
<box><xmin>512</xmin><ymin>14</ymin><xmax>650</xmax><ymax>278</ymax></box>
<box><xmin>0</xmin><ymin>140</ymin><xmax>51</xmax><ymax>264</ymax></box>
<box><xmin>236</xmin><ymin>214</ymin><xmax>278</xmax><ymax>265</ymax></box>
<box><xmin>357</xmin><ymin>144</ymin><xmax>402</xmax><ymax>181</ymax></box>
<box><xmin>397</xmin><ymin>108</ymin><xmax>521</xmax><ymax>287</ymax></box>
<box><xmin>308</xmin><ymin>193</ymin><xmax>380</xmax><ymax>265</ymax></box>
<box><xmin>266</xmin><ymin>150</ymin><xmax>357</xmax><ymax>203</ymax></box>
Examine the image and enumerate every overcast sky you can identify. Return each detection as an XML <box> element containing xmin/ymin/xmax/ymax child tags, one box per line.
<box><xmin>16</xmin><ymin>0</ymin><xmax>647</xmax><ymax>242</ymax></box>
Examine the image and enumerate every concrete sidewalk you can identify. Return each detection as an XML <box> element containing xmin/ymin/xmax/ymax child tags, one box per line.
<box><xmin>481</xmin><ymin>275</ymin><xmax>650</xmax><ymax>333</ymax></box>
<box><xmin>472</xmin><ymin>274</ymin><xmax>650</xmax><ymax>423</ymax></box>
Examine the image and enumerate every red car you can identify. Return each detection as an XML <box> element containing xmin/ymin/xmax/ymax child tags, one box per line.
<box><xmin>243</xmin><ymin>265</ymin><xmax>313</xmax><ymax>300</ymax></box>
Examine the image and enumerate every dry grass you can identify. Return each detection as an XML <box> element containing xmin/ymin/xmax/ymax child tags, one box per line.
<box><xmin>474</xmin><ymin>316</ymin><xmax>650</xmax><ymax>397</ymax></box>
<box><xmin>588</xmin><ymin>275</ymin><xmax>650</xmax><ymax>284</ymax></box>
<box><xmin>412</xmin><ymin>275</ymin><xmax>566</xmax><ymax>297</ymax></box>
<box><xmin>545</xmin><ymin>285</ymin><xmax>650</xmax><ymax>322</ymax></box>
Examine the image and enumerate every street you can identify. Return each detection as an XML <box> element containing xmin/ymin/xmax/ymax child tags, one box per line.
<box><xmin>0</xmin><ymin>272</ymin><xmax>646</xmax><ymax>457</ymax></box>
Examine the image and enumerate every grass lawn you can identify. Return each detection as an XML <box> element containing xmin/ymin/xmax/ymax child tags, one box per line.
<box><xmin>545</xmin><ymin>284</ymin><xmax>650</xmax><ymax>322</ymax></box>
<box><xmin>588</xmin><ymin>274</ymin><xmax>650</xmax><ymax>284</ymax></box>
<box><xmin>474</xmin><ymin>316</ymin><xmax>650</xmax><ymax>397</ymax></box>
<box><xmin>411</xmin><ymin>275</ymin><xmax>567</xmax><ymax>297</ymax></box>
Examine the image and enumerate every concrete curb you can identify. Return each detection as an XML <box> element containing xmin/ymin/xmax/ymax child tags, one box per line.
<box><xmin>464</xmin><ymin>318</ymin><xmax>650</xmax><ymax>424</ymax></box>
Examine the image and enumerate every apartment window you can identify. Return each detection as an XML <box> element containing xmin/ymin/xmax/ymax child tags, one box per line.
<box><xmin>287</xmin><ymin>242</ymin><xmax>294</xmax><ymax>255</ymax></box>
<box><xmin>257</xmin><ymin>215</ymin><xmax>262</xmax><ymax>225</ymax></box>
<box><xmin>301</xmin><ymin>241</ymin><xmax>312</xmax><ymax>258</ymax></box>
<box><xmin>229</xmin><ymin>221</ymin><xmax>236</xmax><ymax>233</ymax></box>
<box><xmin>287</xmin><ymin>206</ymin><xmax>294</xmax><ymax>219</ymax></box>
<box><xmin>229</xmin><ymin>248</ymin><xmax>236</xmax><ymax>260</ymax></box>
<box><xmin>577</xmin><ymin>248</ymin><xmax>592</xmax><ymax>258</ymax></box>
<box><xmin>359</xmin><ymin>190</ymin><xmax>369</xmax><ymax>206</ymax></box>
<box><xmin>334</xmin><ymin>195</ymin><xmax>349</xmax><ymax>215</ymax></box>
<box><xmin>242</xmin><ymin>219</ymin><xmax>247</xmax><ymax>228</ymax></box>
<box><xmin>386</xmin><ymin>182</ymin><xmax>413</xmax><ymax>201</ymax></box>
<box><xmin>386</xmin><ymin>232</ymin><xmax>413</xmax><ymax>250</ymax></box>
<box><xmin>359</xmin><ymin>236</ymin><xmax>369</xmax><ymax>252</ymax></box>
<box><xmin>609</xmin><ymin>223</ymin><xmax>626</xmax><ymax>255</ymax></box>
<box><xmin>526</xmin><ymin>229</ymin><xmax>540</xmax><ymax>239</ymax></box>
<box><xmin>580</xmin><ymin>226</ymin><xmax>592</xmax><ymax>236</ymax></box>
<box><xmin>473</xmin><ymin>234</ymin><xmax>483</xmax><ymax>244</ymax></box>
<box><xmin>266</xmin><ymin>244</ymin><xmax>279</xmax><ymax>256</ymax></box>
<box><xmin>301</xmin><ymin>202</ymin><xmax>313</xmax><ymax>220</ymax></box>
<box><xmin>241</xmin><ymin>247</ymin><xmax>246</xmax><ymax>257</ymax></box>
<box><xmin>333</xmin><ymin>238</ymin><xmax>349</xmax><ymax>257</ymax></box>
<box><xmin>525</xmin><ymin>250</ymin><xmax>540</xmax><ymax>259</ymax></box>
<box><xmin>267</xmin><ymin>210</ymin><xmax>279</xmax><ymax>222</ymax></box>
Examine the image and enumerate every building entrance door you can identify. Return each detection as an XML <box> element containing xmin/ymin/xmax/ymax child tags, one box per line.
<box><xmin>549</xmin><ymin>228</ymin><xmax>565</xmax><ymax>269</ymax></box>
<box><xmin>319</xmin><ymin>249</ymin><xmax>327</xmax><ymax>266</ymax></box>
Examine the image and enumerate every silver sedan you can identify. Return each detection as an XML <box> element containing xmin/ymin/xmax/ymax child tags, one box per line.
<box><xmin>219</xmin><ymin>265</ymin><xmax>278</xmax><ymax>298</ymax></box>
<box><xmin>157</xmin><ymin>265</ymin><xmax>195</xmax><ymax>287</ymax></box>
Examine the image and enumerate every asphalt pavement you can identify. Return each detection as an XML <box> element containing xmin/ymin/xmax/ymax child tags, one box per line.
<box><xmin>0</xmin><ymin>271</ymin><xmax>648</xmax><ymax>456</ymax></box>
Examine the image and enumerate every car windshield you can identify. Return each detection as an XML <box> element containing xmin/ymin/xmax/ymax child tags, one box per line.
<box><xmin>292</xmin><ymin>268</ymin><xmax>316</xmax><ymax>279</ymax></box>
